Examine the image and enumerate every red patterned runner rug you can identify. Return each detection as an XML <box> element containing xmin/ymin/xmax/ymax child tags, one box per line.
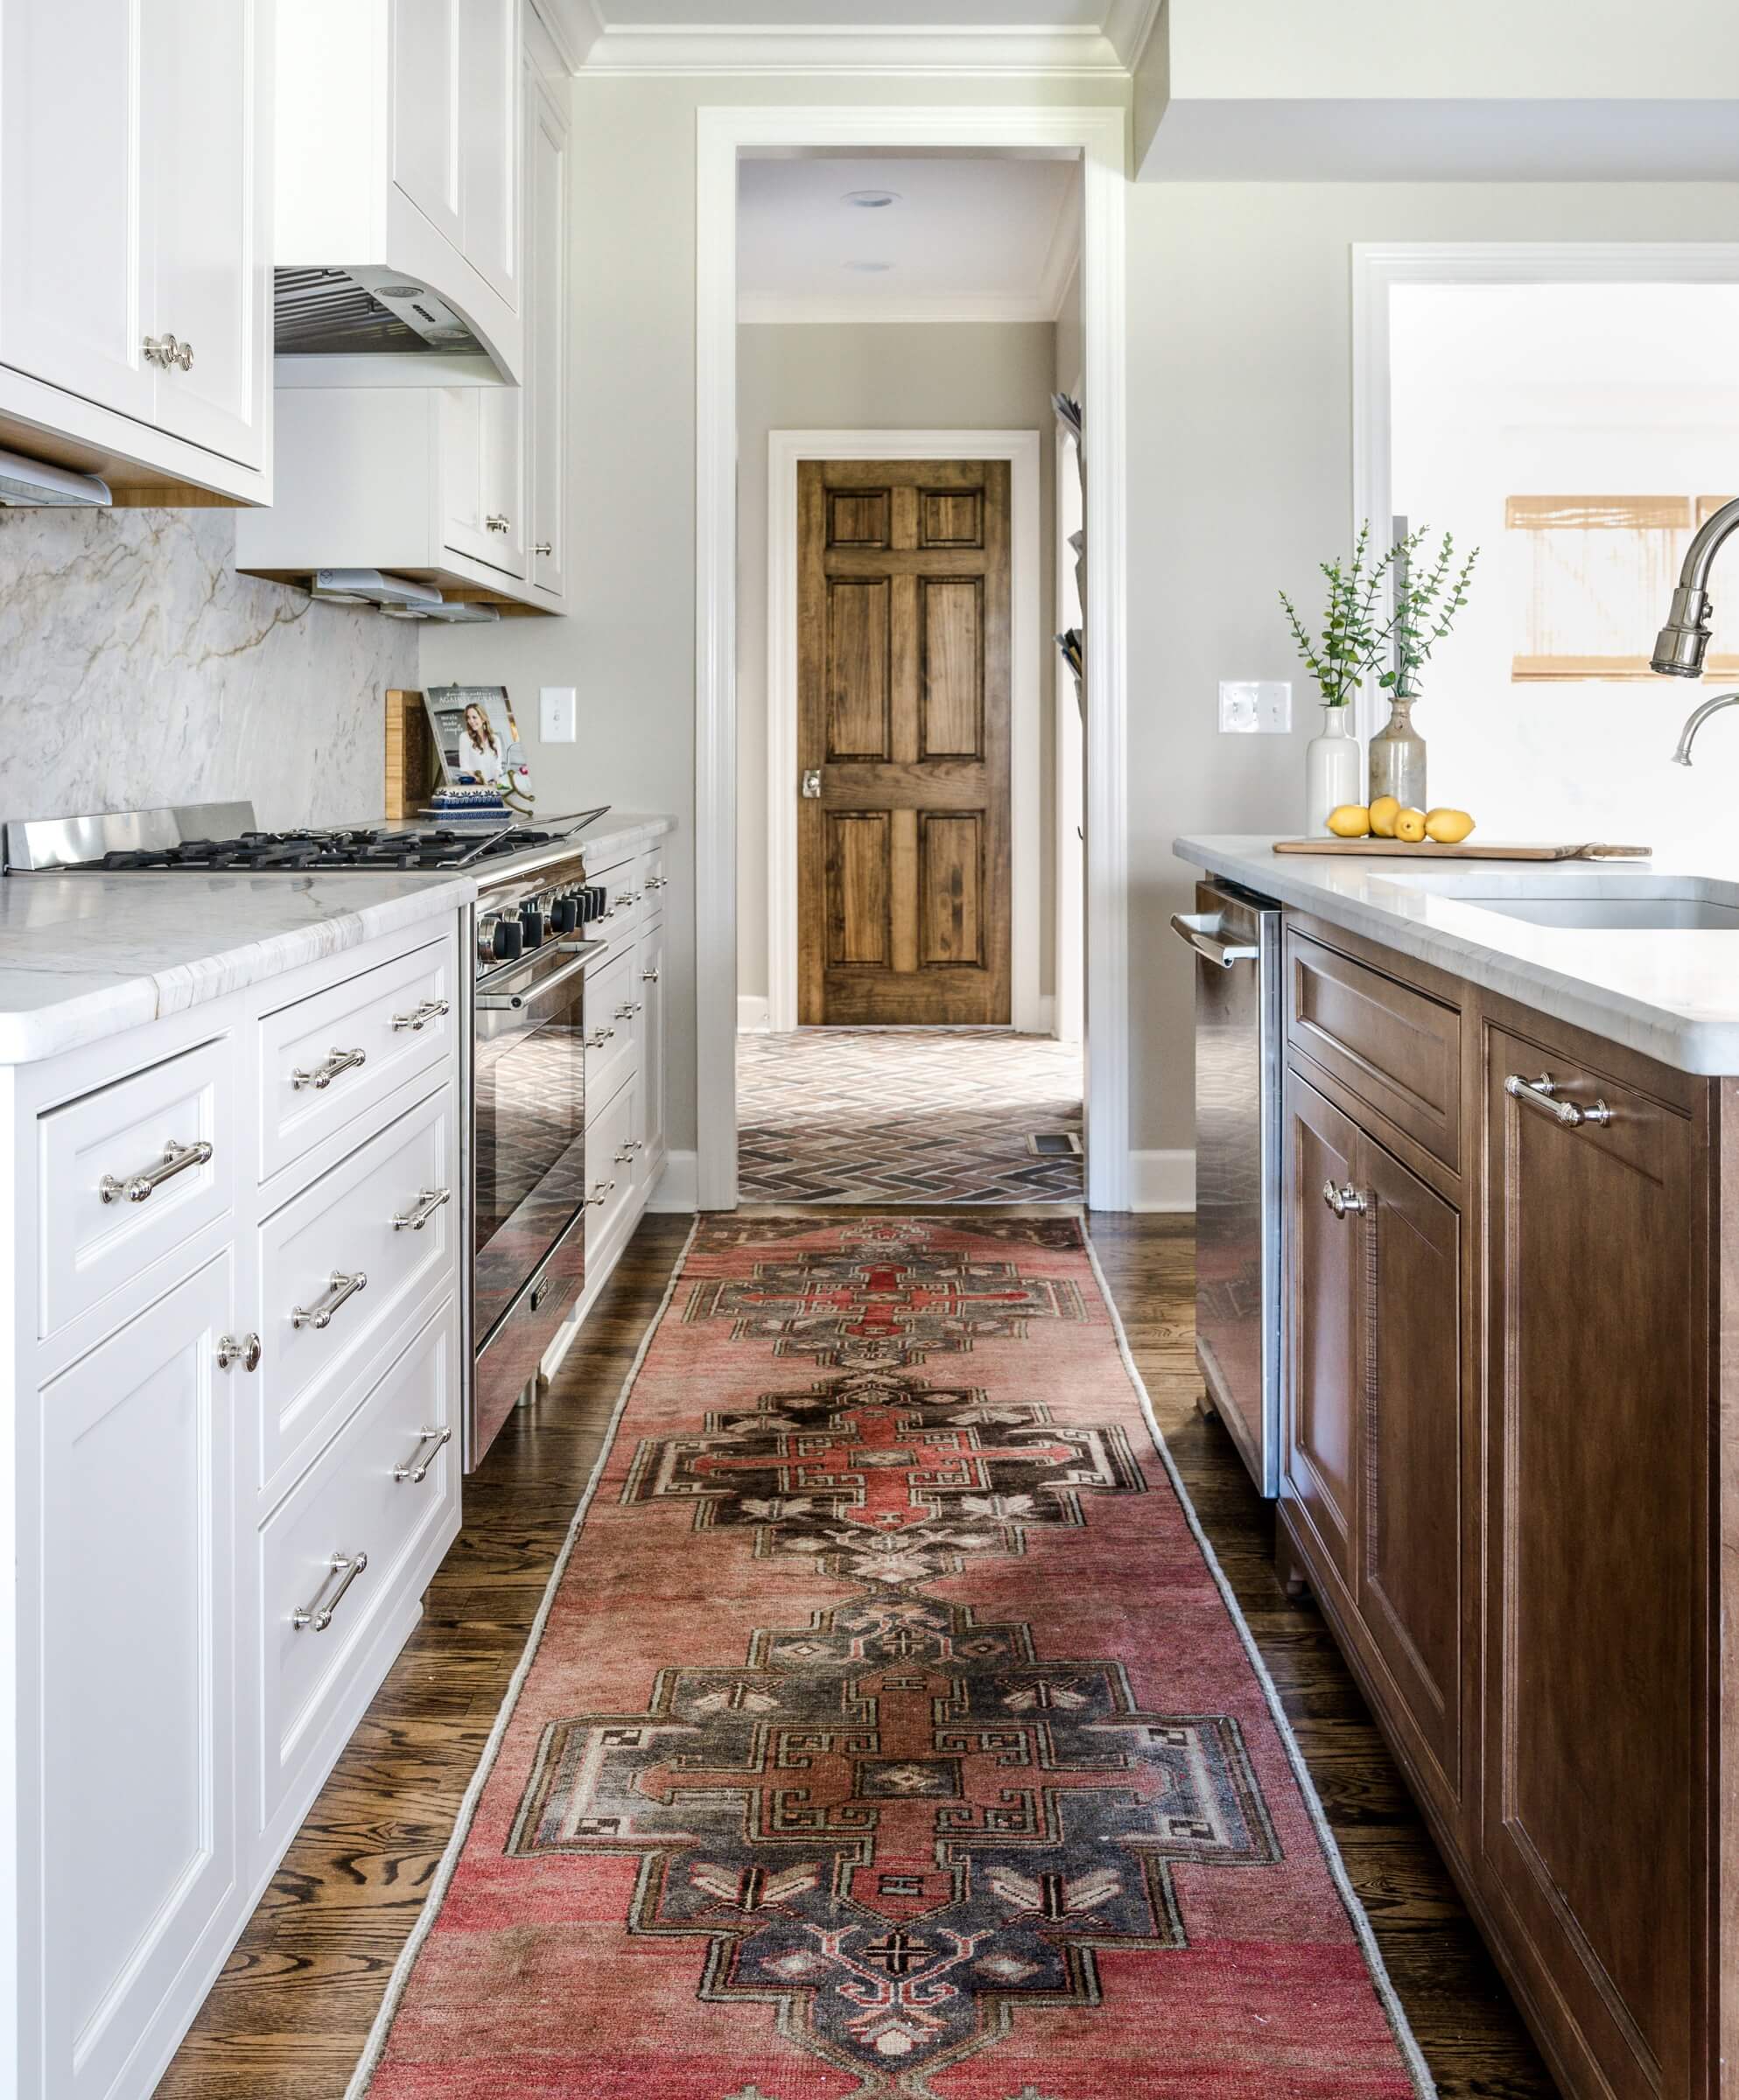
<box><xmin>353</xmin><ymin>1214</ymin><xmax>1431</xmax><ymax>2099</ymax></box>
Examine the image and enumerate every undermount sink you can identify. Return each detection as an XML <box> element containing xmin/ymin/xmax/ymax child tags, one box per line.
<box><xmin>1461</xmin><ymin>895</ymin><xmax>1739</xmax><ymax>931</ymax></box>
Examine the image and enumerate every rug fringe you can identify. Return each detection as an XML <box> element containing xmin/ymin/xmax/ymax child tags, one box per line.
<box><xmin>1078</xmin><ymin>1223</ymin><xmax>1440</xmax><ymax>2100</ymax></box>
<box><xmin>345</xmin><ymin>1217</ymin><xmax>704</xmax><ymax>2099</ymax></box>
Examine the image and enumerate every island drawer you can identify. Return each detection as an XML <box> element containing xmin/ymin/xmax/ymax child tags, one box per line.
<box><xmin>1286</xmin><ymin>928</ymin><xmax>1462</xmax><ymax>1171</ymax></box>
<box><xmin>255</xmin><ymin>1081</ymin><xmax>458</xmax><ymax>1502</ymax></box>
<box><xmin>255</xmin><ymin>1300</ymin><xmax>459</xmax><ymax>1833</ymax></box>
<box><xmin>38</xmin><ymin>1036</ymin><xmax>235</xmax><ymax>1340</ymax></box>
<box><xmin>583</xmin><ymin>943</ymin><xmax>638</xmax><ymax>1112</ymax></box>
<box><xmin>257</xmin><ymin>933</ymin><xmax>456</xmax><ymax>1183</ymax></box>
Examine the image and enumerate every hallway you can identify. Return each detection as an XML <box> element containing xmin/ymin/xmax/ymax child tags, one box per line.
<box><xmin>737</xmin><ymin>1027</ymin><xmax>1083</xmax><ymax>1203</ymax></box>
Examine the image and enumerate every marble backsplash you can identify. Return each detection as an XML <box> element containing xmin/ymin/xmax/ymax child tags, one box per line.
<box><xmin>0</xmin><ymin>506</ymin><xmax>414</xmax><ymax>833</ymax></box>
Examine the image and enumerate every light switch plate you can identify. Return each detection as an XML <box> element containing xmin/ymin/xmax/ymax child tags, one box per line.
<box><xmin>1219</xmin><ymin>680</ymin><xmax>1292</xmax><ymax>734</ymax></box>
<box><xmin>539</xmin><ymin>685</ymin><xmax>577</xmax><ymax>743</ymax></box>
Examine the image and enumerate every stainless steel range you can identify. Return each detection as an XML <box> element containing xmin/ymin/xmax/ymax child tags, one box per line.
<box><xmin>4</xmin><ymin>799</ymin><xmax>616</xmax><ymax>1470</ymax></box>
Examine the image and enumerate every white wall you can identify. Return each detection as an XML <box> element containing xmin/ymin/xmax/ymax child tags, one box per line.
<box><xmin>1390</xmin><ymin>281</ymin><xmax>1739</xmax><ymax>858</ymax></box>
<box><xmin>1128</xmin><ymin>182</ymin><xmax>1739</xmax><ymax>1156</ymax></box>
<box><xmin>0</xmin><ymin>508</ymin><xmax>413</xmax><ymax>830</ymax></box>
<box><xmin>735</xmin><ymin>319</ymin><xmax>1059</xmax><ymax>1004</ymax></box>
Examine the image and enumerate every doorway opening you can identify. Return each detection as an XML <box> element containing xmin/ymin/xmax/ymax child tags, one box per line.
<box><xmin>732</xmin><ymin>149</ymin><xmax>1087</xmax><ymax>1206</ymax></box>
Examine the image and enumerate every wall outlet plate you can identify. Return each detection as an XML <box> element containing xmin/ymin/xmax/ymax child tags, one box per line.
<box><xmin>1219</xmin><ymin>680</ymin><xmax>1292</xmax><ymax>734</ymax></box>
<box><xmin>539</xmin><ymin>685</ymin><xmax>578</xmax><ymax>743</ymax></box>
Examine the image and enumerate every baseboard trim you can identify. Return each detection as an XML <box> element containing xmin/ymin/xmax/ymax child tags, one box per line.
<box><xmin>649</xmin><ymin>1149</ymin><xmax>698</xmax><ymax>1212</ymax></box>
<box><xmin>737</xmin><ymin>996</ymin><xmax>771</xmax><ymax>1034</ymax></box>
<box><xmin>1128</xmin><ymin>1148</ymin><xmax>1196</xmax><ymax>1213</ymax></box>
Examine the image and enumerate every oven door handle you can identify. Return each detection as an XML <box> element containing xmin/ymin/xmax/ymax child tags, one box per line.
<box><xmin>1169</xmin><ymin>911</ymin><xmax>1259</xmax><ymax>970</ymax></box>
<box><xmin>474</xmin><ymin>946</ymin><xmax>593</xmax><ymax>1014</ymax></box>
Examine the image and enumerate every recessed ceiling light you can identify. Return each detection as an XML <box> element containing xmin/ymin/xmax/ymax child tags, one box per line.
<box><xmin>843</xmin><ymin>260</ymin><xmax>894</xmax><ymax>273</ymax></box>
<box><xmin>844</xmin><ymin>189</ymin><xmax>900</xmax><ymax>209</ymax></box>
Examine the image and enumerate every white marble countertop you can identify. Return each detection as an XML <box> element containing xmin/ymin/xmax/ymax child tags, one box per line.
<box><xmin>1175</xmin><ymin>835</ymin><xmax>1739</xmax><ymax>1075</ymax></box>
<box><xmin>578</xmin><ymin>810</ymin><xmax>675</xmax><ymax>866</ymax></box>
<box><xmin>0</xmin><ymin>870</ymin><xmax>477</xmax><ymax>1066</ymax></box>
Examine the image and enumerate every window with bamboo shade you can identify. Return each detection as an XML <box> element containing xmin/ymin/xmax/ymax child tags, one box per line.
<box><xmin>1508</xmin><ymin>494</ymin><xmax>1739</xmax><ymax>681</ymax></box>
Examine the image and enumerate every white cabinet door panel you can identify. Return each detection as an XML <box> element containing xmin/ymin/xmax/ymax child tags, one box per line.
<box><xmin>459</xmin><ymin>0</ymin><xmax>518</xmax><ymax>309</ymax></box>
<box><xmin>146</xmin><ymin>0</ymin><xmax>266</xmax><ymax>466</ymax></box>
<box><xmin>526</xmin><ymin>70</ymin><xmax>566</xmax><ymax>598</ymax></box>
<box><xmin>32</xmin><ymin>1254</ymin><xmax>237</xmax><ymax>2100</ymax></box>
<box><xmin>0</xmin><ymin>0</ymin><xmax>154</xmax><ymax>423</ymax></box>
<box><xmin>389</xmin><ymin>0</ymin><xmax>461</xmax><ymax>249</ymax></box>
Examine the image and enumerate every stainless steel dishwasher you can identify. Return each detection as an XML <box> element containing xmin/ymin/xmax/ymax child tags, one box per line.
<box><xmin>1170</xmin><ymin>878</ymin><xmax>1283</xmax><ymax>1496</ymax></box>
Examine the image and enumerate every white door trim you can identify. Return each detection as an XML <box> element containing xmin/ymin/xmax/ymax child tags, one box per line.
<box><xmin>766</xmin><ymin>428</ymin><xmax>1044</xmax><ymax>1039</ymax></box>
<box><xmin>1351</xmin><ymin>239</ymin><xmax>1739</xmax><ymax>746</ymax></box>
<box><xmin>698</xmin><ymin>102</ymin><xmax>1130</xmax><ymax>1212</ymax></box>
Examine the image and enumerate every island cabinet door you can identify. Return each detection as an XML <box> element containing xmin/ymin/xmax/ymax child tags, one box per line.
<box><xmin>1483</xmin><ymin>1027</ymin><xmax>1707</xmax><ymax>2100</ymax></box>
<box><xmin>1353</xmin><ymin>1136</ymin><xmax>1465</xmax><ymax>1818</ymax></box>
<box><xmin>1282</xmin><ymin>1068</ymin><xmax>1361</xmax><ymax>1593</ymax></box>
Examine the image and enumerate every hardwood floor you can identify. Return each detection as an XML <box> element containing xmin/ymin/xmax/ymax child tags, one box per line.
<box><xmin>157</xmin><ymin>1210</ymin><xmax>1558</xmax><ymax>2100</ymax></box>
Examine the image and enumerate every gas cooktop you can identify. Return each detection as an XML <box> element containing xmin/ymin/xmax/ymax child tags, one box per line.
<box><xmin>4</xmin><ymin>802</ymin><xmax>611</xmax><ymax>878</ymax></box>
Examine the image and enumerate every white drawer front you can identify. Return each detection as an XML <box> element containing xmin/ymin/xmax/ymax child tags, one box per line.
<box><xmin>38</xmin><ymin>1038</ymin><xmax>235</xmax><ymax>1340</ymax></box>
<box><xmin>588</xmin><ymin>864</ymin><xmax>643</xmax><ymax>951</ymax></box>
<box><xmin>256</xmin><ymin>1083</ymin><xmax>458</xmax><ymax>1498</ymax></box>
<box><xmin>256</xmin><ymin>1304</ymin><xmax>458</xmax><ymax>1829</ymax></box>
<box><xmin>257</xmin><ymin>935</ymin><xmax>456</xmax><ymax>1182</ymax></box>
<box><xmin>585</xmin><ymin>1075</ymin><xmax>639</xmax><ymax>1259</ymax></box>
<box><xmin>583</xmin><ymin>946</ymin><xmax>637</xmax><ymax>1115</ymax></box>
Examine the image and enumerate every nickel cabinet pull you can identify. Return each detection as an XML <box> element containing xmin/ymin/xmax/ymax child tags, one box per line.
<box><xmin>391</xmin><ymin>997</ymin><xmax>449</xmax><ymax>1032</ymax></box>
<box><xmin>1322</xmin><ymin>1180</ymin><xmax>1370</xmax><ymax>1220</ymax></box>
<box><xmin>291</xmin><ymin>1270</ymin><xmax>368</xmax><ymax>1330</ymax></box>
<box><xmin>99</xmin><ymin>1135</ymin><xmax>212</xmax><ymax>1206</ymax></box>
<box><xmin>485</xmin><ymin>513</ymin><xmax>509</xmax><ymax>533</ymax></box>
<box><xmin>215</xmin><ymin>1332</ymin><xmax>262</xmax><ymax>1372</ymax></box>
<box><xmin>392</xmin><ymin>1186</ymin><xmax>452</xmax><ymax>1233</ymax></box>
<box><xmin>393</xmin><ymin>1424</ymin><xmax>452</xmax><ymax>1484</ymax></box>
<box><xmin>291</xmin><ymin>1550</ymin><xmax>368</xmax><ymax>1632</ymax></box>
<box><xmin>615</xmin><ymin>1001</ymin><xmax>642</xmax><ymax>1020</ymax></box>
<box><xmin>532</xmin><ymin>539</ymin><xmax>554</xmax><ymax>556</ymax></box>
<box><xmin>291</xmin><ymin>1045</ymin><xmax>366</xmax><ymax>1092</ymax></box>
<box><xmin>586</xmin><ymin>1179</ymin><xmax>614</xmax><ymax>1208</ymax></box>
<box><xmin>642</xmin><ymin>966</ymin><xmax>660</xmax><ymax>984</ymax></box>
<box><xmin>1504</xmin><ymin>1071</ymin><xmax>1614</xmax><ymax>1129</ymax></box>
<box><xmin>585</xmin><ymin>1026</ymin><xmax>615</xmax><ymax>1048</ymax></box>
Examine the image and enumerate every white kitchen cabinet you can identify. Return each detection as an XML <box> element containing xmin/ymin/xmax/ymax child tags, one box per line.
<box><xmin>638</xmin><ymin>917</ymin><xmax>667</xmax><ymax>1186</ymax></box>
<box><xmin>439</xmin><ymin>382</ymin><xmax>526</xmax><ymax>579</ymax></box>
<box><xmin>0</xmin><ymin>0</ymin><xmax>271</xmax><ymax>500</ymax></box>
<box><xmin>525</xmin><ymin>65</ymin><xmax>569</xmax><ymax>600</ymax></box>
<box><xmin>28</xmin><ymin>1254</ymin><xmax>239</xmax><ymax>2100</ymax></box>
<box><xmin>0</xmin><ymin>914</ymin><xmax>465</xmax><ymax>2099</ymax></box>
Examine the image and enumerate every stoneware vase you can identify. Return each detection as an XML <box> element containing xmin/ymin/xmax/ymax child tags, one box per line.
<box><xmin>1368</xmin><ymin>691</ymin><xmax>1427</xmax><ymax>812</ymax></box>
<box><xmin>1303</xmin><ymin>704</ymin><xmax>1361</xmax><ymax>836</ymax></box>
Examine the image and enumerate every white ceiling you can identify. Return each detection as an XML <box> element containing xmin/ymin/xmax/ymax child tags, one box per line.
<box><xmin>550</xmin><ymin>0</ymin><xmax>1156</xmax><ymax>72</ymax></box>
<box><xmin>737</xmin><ymin>156</ymin><xmax>1081</xmax><ymax>323</ymax></box>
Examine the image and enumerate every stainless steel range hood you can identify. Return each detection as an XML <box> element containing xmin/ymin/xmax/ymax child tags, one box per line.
<box><xmin>274</xmin><ymin>267</ymin><xmax>508</xmax><ymax>388</ymax></box>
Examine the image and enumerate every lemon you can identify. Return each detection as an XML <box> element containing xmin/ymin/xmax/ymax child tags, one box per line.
<box><xmin>1369</xmin><ymin>794</ymin><xmax>1401</xmax><ymax>838</ymax></box>
<box><xmin>1394</xmin><ymin>807</ymin><xmax>1428</xmax><ymax>844</ymax></box>
<box><xmin>1425</xmin><ymin>807</ymin><xmax>1476</xmax><ymax>844</ymax></box>
<box><xmin>1326</xmin><ymin>803</ymin><xmax>1371</xmax><ymax>838</ymax></box>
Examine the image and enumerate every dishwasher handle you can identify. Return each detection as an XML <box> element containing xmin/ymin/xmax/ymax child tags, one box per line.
<box><xmin>1170</xmin><ymin>911</ymin><xmax>1260</xmax><ymax>970</ymax></box>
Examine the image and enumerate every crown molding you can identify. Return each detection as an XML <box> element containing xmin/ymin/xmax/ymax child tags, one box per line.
<box><xmin>1103</xmin><ymin>0</ymin><xmax>1163</xmax><ymax>69</ymax></box>
<box><xmin>529</xmin><ymin>0</ymin><xmax>604</xmax><ymax>72</ymax></box>
<box><xmin>578</xmin><ymin>24</ymin><xmax>1127</xmax><ymax>75</ymax></box>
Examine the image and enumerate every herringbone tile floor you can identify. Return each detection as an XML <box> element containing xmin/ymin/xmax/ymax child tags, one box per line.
<box><xmin>736</xmin><ymin>1027</ymin><xmax>1084</xmax><ymax>1204</ymax></box>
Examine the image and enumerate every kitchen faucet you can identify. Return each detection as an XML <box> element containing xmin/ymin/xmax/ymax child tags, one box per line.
<box><xmin>1653</xmin><ymin>494</ymin><xmax>1739</xmax><ymax>677</ymax></box>
<box><xmin>1671</xmin><ymin>690</ymin><xmax>1739</xmax><ymax>767</ymax></box>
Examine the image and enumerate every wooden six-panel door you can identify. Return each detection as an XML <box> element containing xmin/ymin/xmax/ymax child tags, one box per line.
<box><xmin>796</xmin><ymin>458</ymin><xmax>1012</xmax><ymax>1025</ymax></box>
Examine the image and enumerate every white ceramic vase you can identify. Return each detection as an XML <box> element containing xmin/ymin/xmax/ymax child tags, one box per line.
<box><xmin>1303</xmin><ymin>705</ymin><xmax>1361</xmax><ymax>836</ymax></box>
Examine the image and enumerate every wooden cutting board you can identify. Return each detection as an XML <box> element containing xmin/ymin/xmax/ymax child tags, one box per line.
<box><xmin>1272</xmin><ymin>838</ymin><xmax>1651</xmax><ymax>861</ymax></box>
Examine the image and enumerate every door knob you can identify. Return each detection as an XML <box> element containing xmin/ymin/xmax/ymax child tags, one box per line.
<box><xmin>801</xmin><ymin>768</ymin><xmax>822</xmax><ymax>799</ymax></box>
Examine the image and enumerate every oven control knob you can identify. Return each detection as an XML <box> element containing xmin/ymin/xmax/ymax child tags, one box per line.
<box><xmin>520</xmin><ymin>906</ymin><xmax>545</xmax><ymax>949</ymax></box>
<box><xmin>550</xmin><ymin>895</ymin><xmax>578</xmax><ymax>935</ymax></box>
<box><xmin>492</xmin><ymin>917</ymin><xmax>523</xmax><ymax>961</ymax></box>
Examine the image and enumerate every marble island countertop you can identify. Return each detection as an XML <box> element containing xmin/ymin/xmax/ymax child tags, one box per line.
<box><xmin>1175</xmin><ymin>834</ymin><xmax>1739</xmax><ymax>1075</ymax></box>
<box><xmin>0</xmin><ymin>868</ymin><xmax>478</xmax><ymax>1065</ymax></box>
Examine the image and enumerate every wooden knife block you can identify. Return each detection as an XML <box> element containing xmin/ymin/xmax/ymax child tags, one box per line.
<box><xmin>383</xmin><ymin>689</ymin><xmax>437</xmax><ymax>821</ymax></box>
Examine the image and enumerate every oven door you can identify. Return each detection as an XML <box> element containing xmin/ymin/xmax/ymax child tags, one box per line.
<box><xmin>468</xmin><ymin>937</ymin><xmax>600</xmax><ymax>1468</ymax></box>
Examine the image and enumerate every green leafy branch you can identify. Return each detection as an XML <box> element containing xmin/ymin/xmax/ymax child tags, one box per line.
<box><xmin>1278</xmin><ymin>522</ymin><xmax>1404</xmax><ymax>708</ymax></box>
<box><xmin>1374</xmin><ymin>528</ymin><xmax>1480</xmax><ymax>698</ymax></box>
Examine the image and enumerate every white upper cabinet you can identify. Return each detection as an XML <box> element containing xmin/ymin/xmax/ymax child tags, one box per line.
<box><xmin>0</xmin><ymin>0</ymin><xmax>272</xmax><ymax>500</ymax></box>
<box><xmin>275</xmin><ymin>0</ymin><xmax>523</xmax><ymax>388</ymax></box>
<box><xmin>525</xmin><ymin>65</ymin><xmax>568</xmax><ymax>600</ymax></box>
